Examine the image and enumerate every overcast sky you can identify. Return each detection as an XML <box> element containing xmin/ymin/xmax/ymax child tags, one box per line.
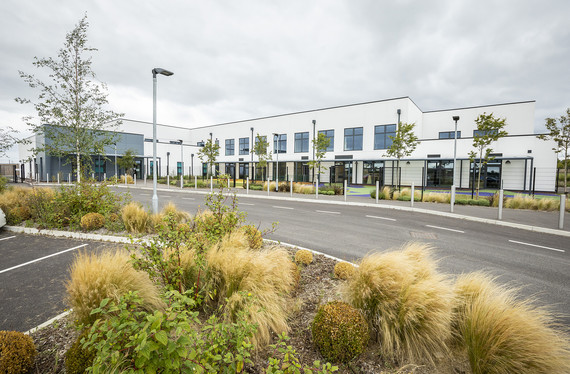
<box><xmin>1</xmin><ymin>0</ymin><xmax>569</xmax><ymax>162</ymax></box>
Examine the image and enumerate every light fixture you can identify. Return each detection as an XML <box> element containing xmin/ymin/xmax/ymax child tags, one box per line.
<box><xmin>152</xmin><ymin>67</ymin><xmax>174</xmax><ymax>214</ymax></box>
<box><xmin>505</xmin><ymin>160</ymin><xmax>511</xmax><ymax>164</ymax></box>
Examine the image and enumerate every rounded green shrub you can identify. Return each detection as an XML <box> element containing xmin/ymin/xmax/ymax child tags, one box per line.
<box><xmin>80</xmin><ymin>212</ymin><xmax>105</xmax><ymax>231</ymax></box>
<box><xmin>312</xmin><ymin>301</ymin><xmax>369</xmax><ymax>363</ymax></box>
<box><xmin>65</xmin><ymin>329</ymin><xmax>96</xmax><ymax>374</ymax></box>
<box><xmin>0</xmin><ymin>330</ymin><xmax>37</xmax><ymax>373</ymax></box>
<box><xmin>294</xmin><ymin>249</ymin><xmax>313</xmax><ymax>265</ymax></box>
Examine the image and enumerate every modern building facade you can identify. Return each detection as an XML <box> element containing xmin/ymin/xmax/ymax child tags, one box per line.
<box><xmin>19</xmin><ymin>97</ymin><xmax>559</xmax><ymax>192</ymax></box>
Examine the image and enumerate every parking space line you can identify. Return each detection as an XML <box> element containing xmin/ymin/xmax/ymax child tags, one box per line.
<box><xmin>182</xmin><ymin>197</ymin><xmax>195</xmax><ymax>200</ymax></box>
<box><xmin>508</xmin><ymin>240</ymin><xmax>565</xmax><ymax>253</ymax></box>
<box><xmin>366</xmin><ymin>215</ymin><xmax>396</xmax><ymax>221</ymax></box>
<box><xmin>0</xmin><ymin>244</ymin><xmax>88</xmax><ymax>274</ymax></box>
<box><xmin>273</xmin><ymin>206</ymin><xmax>294</xmax><ymax>210</ymax></box>
<box><xmin>426</xmin><ymin>225</ymin><xmax>465</xmax><ymax>233</ymax></box>
<box><xmin>0</xmin><ymin>236</ymin><xmax>16</xmax><ymax>242</ymax></box>
<box><xmin>240</xmin><ymin>203</ymin><xmax>255</xmax><ymax>206</ymax></box>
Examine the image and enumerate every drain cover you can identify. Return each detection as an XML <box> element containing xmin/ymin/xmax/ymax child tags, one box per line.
<box><xmin>409</xmin><ymin>231</ymin><xmax>438</xmax><ymax>239</ymax></box>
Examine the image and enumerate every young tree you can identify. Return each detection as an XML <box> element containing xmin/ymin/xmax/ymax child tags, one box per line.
<box><xmin>308</xmin><ymin>132</ymin><xmax>330</xmax><ymax>179</ymax></box>
<box><xmin>0</xmin><ymin>127</ymin><xmax>19</xmax><ymax>158</ymax></box>
<box><xmin>468</xmin><ymin>112</ymin><xmax>508</xmax><ymax>198</ymax></box>
<box><xmin>117</xmin><ymin>149</ymin><xmax>137</xmax><ymax>176</ymax></box>
<box><xmin>197</xmin><ymin>138</ymin><xmax>220</xmax><ymax>178</ymax></box>
<box><xmin>252</xmin><ymin>134</ymin><xmax>272</xmax><ymax>181</ymax></box>
<box><xmin>385</xmin><ymin>122</ymin><xmax>419</xmax><ymax>190</ymax></box>
<box><xmin>538</xmin><ymin>108</ymin><xmax>570</xmax><ymax>193</ymax></box>
<box><xmin>16</xmin><ymin>15</ymin><xmax>123</xmax><ymax>183</ymax></box>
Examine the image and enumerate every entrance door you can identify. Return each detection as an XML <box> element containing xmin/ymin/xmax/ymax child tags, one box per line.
<box><xmin>470</xmin><ymin>161</ymin><xmax>502</xmax><ymax>189</ymax></box>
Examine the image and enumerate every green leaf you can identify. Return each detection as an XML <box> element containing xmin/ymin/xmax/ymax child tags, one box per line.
<box><xmin>154</xmin><ymin>330</ymin><xmax>168</xmax><ymax>346</ymax></box>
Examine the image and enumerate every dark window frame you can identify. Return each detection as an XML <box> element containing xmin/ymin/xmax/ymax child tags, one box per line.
<box><xmin>273</xmin><ymin>134</ymin><xmax>287</xmax><ymax>154</ymax></box>
<box><xmin>439</xmin><ymin>131</ymin><xmax>462</xmax><ymax>139</ymax></box>
<box><xmin>374</xmin><ymin>124</ymin><xmax>396</xmax><ymax>150</ymax></box>
<box><xmin>239</xmin><ymin>137</ymin><xmax>249</xmax><ymax>155</ymax></box>
<box><xmin>225</xmin><ymin>139</ymin><xmax>235</xmax><ymax>156</ymax></box>
<box><xmin>294</xmin><ymin>132</ymin><xmax>310</xmax><ymax>153</ymax></box>
<box><xmin>318</xmin><ymin>129</ymin><xmax>334</xmax><ymax>152</ymax></box>
<box><xmin>344</xmin><ymin>127</ymin><xmax>363</xmax><ymax>151</ymax></box>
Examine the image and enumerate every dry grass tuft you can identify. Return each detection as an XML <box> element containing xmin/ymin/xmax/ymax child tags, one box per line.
<box><xmin>293</xmin><ymin>183</ymin><xmax>315</xmax><ymax>194</ymax></box>
<box><xmin>453</xmin><ymin>272</ymin><xmax>570</xmax><ymax>374</ymax></box>
<box><xmin>342</xmin><ymin>242</ymin><xmax>453</xmax><ymax>365</ymax></box>
<box><xmin>382</xmin><ymin>186</ymin><xmax>392</xmax><ymax>199</ymax></box>
<box><xmin>0</xmin><ymin>187</ymin><xmax>31</xmax><ymax>212</ymax></box>
<box><xmin>66</xmin><ymin>250</ymin><xmax>164</xmax><ymax>325</ymax></box>
<box><xmin>422</xmin><ymin>192</ymin><xmax>451</xmax><ymax>204</ymax></box>
<box><xmin>205</xmin><ymin>244</ymin><xmax>296</xmax><ymax>348</ymax></box>
<box><xmin>160</xmin><ymin>202</ymin><xmax>191</xmax><ymax>223</ymax></box>
<box><xmin>121</xmin><ymin>202</ymin><xmax>151</xmax><ymax>233</ymax></box>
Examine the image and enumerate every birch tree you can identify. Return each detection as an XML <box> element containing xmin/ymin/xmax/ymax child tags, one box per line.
<box><xmin>538</xmin><ymin>108</ymin><xmax>570</xmax><ymax>193</ymax></box>
<box><xmin>16</xmin><ymin>15</ymin><xmax>122</xmax><ymax>182</ymax></box>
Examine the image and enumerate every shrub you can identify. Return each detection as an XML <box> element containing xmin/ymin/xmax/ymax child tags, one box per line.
<box><xmin>422</xmin><ymin>192</ymin><xmax>451</xmax><ymax>204</ymax></box>
<box><xmin>121</xmin><ymin>202</ymin><xmax>151</xmax><ymax>233</ymax></box>
<box><xmin>65</xmin><ymin>329</ymin><xmax>95</xmax><ymax>374</ymax></box>
<box><xmin>342</xmin><ymin>242</ymin><xmax>453</xmax><ymax>364</ymax></box>
<box><xmin>267</xmin><ymin>333</ymin><xmax>339</xmax><ymax>373</ymax></box>
<box><xmin>66</xmin><ymin>250</ymin><xmax>164</xmax><ymax>325</ymax></box>
<box><xmin>278</xmin><ymin>182</ymin><xmax>291</xmax><ymax>192</ymax></box>
<box><xmin>85</xmin><ymin>291</ymin><xmax>256</xmax><ymax>373</ymax></box>
<box><xmin>205</xmin><ymin>243</ymin><xmax>296</xmax><ymax>348</ymax></box>
<box><xmin>80</xmin><ymin>212</ymin><xmax>105</xmax><ymax>231</ymax></box>
<box><xmin>26</xmin><ymin>187</ymin><xmax>57</xmax><ymax>227</ymax></box>
<box><xmin>453</xmin><ymin>272</ymin><xmax>570</xmax><ymax>374</ymax></box>
<box><xmin>239</xmin><ymin>224</ymin><xmax>264</xmax><ymax>249</ymax></box>
<box><xmin>312</xmin><ymin>301</ymin><xmax>369</xmax><ymax>363</ymax></box>
<box><xmin>295</xmin><ymin>249</ymin><xmax>313</xmax><ymax>265</ymax></box>
<box><xmin>119</xmin><ymin>174</ymin><xmax>134</xmax><ymax>184</ymax></box>
<box><xmin>7</xmin><ymin>205</ymin><xmax>31</xmax><ymax>224</ymax></box>
<box><xmin>293</xmin><ymin>183</ymin><xmax>314</xmax><ymax>194</ymax></box>
<box><xmin>0</xmin><ymin>330</ymin><xmax>36</xmax><ymax>373</ymax></box>
<box><xmin>0</xmin><ymin>176</ymin><xmax>8</xmax><ymax>193</ymax></box>
<box><xmin>334</xmin><ymin>262</ymin><xmax>355</xmax><ymax>280</ymax></box>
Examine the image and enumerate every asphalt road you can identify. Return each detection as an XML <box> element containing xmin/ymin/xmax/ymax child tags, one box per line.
<box><xmin>0</xmin><ymin>232</ymin><xmax>120</xmax><ymax>332</ymax></box>
<box><xmin>123</xmin><ymin>186</ymin><xmax>570</xmax><ymax>326</ymax></box>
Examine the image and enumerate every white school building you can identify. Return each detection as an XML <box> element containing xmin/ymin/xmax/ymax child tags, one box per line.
<box><xmin>20</xmin><ymin>97</ymin><xmax>558</xmax><ymax>192</ymax></box>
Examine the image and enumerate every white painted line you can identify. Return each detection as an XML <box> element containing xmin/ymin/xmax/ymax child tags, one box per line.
<box><xmin>182</xmin><ymin>197</ymin><xmax>195</xmax><ymax>200</ymax></box>
<box><xmin>0</xmin><ymin>236</ymin><xmax>16</xmax><ymax>241</ymax></box>
<box><xmin>0</xmin><ymin>244</ymin><xmax>88</xmax><ymax>274</ymax></box>
<box><xmin>240</xmin><ymin>202</ymin><xmax>255</xmax><ymax>206</ymax></box>
<box><xmin>162</xmin><ymin>195</ymin><xmax>172</xmax><ymax>198</ymax></box>
<box><xmin>25</xmin><ymin>309</ymin><xmax>72</xmax><ymax>335</ymax></box>
<box><xmin>426</xmin><ymin>225</ymin><xmax>465</xmax><ymax>233</ymax></box>
<box><xmin>273</xmin><ymin>205</ymin><xmax>294</xmax><ymax>210</ymax></box>
<box><xmin>508</xmin><ymin>240</ymin><xmax>565</xmax><ymax>253</ymax></box>
<box><xmin>316</xmin><ymin>210</ymin><xmax>340</xmax><ymax>215</ymax></box>
<box><xmin>366</xmin><ymin>215</ymin><xmax>396</xmax><ymax>221</ymax></box>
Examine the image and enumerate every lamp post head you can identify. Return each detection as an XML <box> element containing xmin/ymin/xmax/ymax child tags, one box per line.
<box><xmin>312</xmin><ymin>120</ymin><xmax>316</xmax><ymax>125</ymax></box>
<box><xmin>152</xmin><ymin>68</ymin><xmax>173</xmax><ymax>77</ymax></box>
<box><xmin>397</xmin><ymin>109</ymin><xmax>401</xmax><ymax>115</ymax></box>
<box><xmin>167</xmin><ymin>152</ymin><xmax>170</xmax><ymax>156</ymax></box>
<box><xmin>453</xmin><ymin>116</ymin><xmax>460</xmax><ymax>122</ymax></box>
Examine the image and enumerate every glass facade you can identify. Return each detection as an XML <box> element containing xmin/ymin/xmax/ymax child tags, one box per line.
<box><xmin>273</xmin><ymin>134</ymin><xmax>287</xmax><ymax>154</ymax></box>
<box><xmin>225</xmin><ymin>139</ymin><xmax>234</xmax><ymax>156</ymax></box>
<box><xmin>294</xmin><ymin>162</ymin><xmax>310</xmax><ymax>182</ymax></box>
<box><xmin>239</xmin><ymin>137</ymin><xmax>249</xmax><ymax>155</ymax></box>
<box><xmin>318</xmin><ymin>129</ymin><xmax>334</xmax><ymax>151</ymax></box>
<box><xmin>294</xmin><ymin>132</ymin><xmax>309</xmax><ymax>153</ymax></box>
<box><xmin>470</xmin><ymin>161</ymin><xmax>501</xmax><ymax>189</ymax></box>
<box><xmin>374</xmin><ymin>124</ymin><xmax>396</xmax><ymax>149</ymax></box>
<box><xmin>426</xmin><ymin>160</ymin><xmax>454</xmax><ymax>186</ymax></box>
<box><xmin>363</xmin><ymin>161</ymin><xmax>384</xmax><ymax>185</ymax></box>
<box><xmin>344</xmin><ymin>127</ymin><xmax>363</xmax><ymax>151</ymax></box>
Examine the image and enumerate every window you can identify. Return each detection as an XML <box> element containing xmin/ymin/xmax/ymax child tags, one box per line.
<box><xmin>374</xmin><ymin>124</ymin><xmax>396</xmax><ymax>150</ymax></box>
<box><xmin>439</xmin><ymin>131</ymin><xmax>461</xmax><ymax>139</ymax></box>
<box><xmin>473</xmin><ymin>129</ymin><xmax>497</xmax><ymax>137</ymax></box>
<box><xmin>344</xmin><ymin>127</ymin><xmax>363</xmax><ymax>151</ymax></box>
<box><xmin>239</xmin><ymin>137</ymin><xmax>249</xmax><ymax>155</ymax></box>
<box><xmin>177</xmin><ymin>162</ymin><xmax>182</xmax><ymax>176</ymax></box>
<box><xmin>294</xmin><ymin>132</ymin><xmax>309</xmax><ymax>153</ymax></box>
<box><xmin>225</xmin><ymin>139</ymin><xmax>234</xmax><ymax>156</ymax></box>
<box><xmin>318</xmin><ymin>130</ymin><xmax>334</xmax><ymax>152</ymax></box>
<box><xmin>273</xmin><ymin>134</ymin><xmax>287</xmax><ymax>153</ymax></box>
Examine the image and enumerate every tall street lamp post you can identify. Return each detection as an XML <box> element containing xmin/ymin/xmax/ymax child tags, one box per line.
<box><xmin>166</xmin><ymin>152</ymin><xmax>170</xmax><ymax>176</ymax></box>
<box><xmin>451</xmin><ymin>115</ymin><xmax>460</xmax><ymax>212</ymax></box>
<box><xmin>250</xmin><ymin>127</ymin><xmax>254</xmax><ymax>181</ymax></box>
<box><xmin>312</xmin><ymin>120</ymin><xmax>316</xmax><ymax>182</ymax></box>
<box><xmin>273</xmin><ymin>133</ymin><xmax>278</xmax><ymax>191</ymax></box>
<box><xmin>152</xmin><ymin>67</ymin><xmax>173</xmax><ymax>214</ymax></box>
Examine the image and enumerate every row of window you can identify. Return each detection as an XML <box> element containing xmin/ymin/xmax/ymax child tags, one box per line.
<box><xmin>222</xmin><ymin>127</ymin><xmax>492</xmax><ymax>156</ymax></box>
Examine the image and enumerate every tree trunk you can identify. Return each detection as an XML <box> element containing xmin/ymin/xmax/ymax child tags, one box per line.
<box><xmin>476</xmin><ymin>151</ymin><xmax>483</xmax><ymax>199</ymax></box>
<box><xmin>76</xmin><ymin>152</ymin><xmax>81</xmax><ymax>184</ymax></box>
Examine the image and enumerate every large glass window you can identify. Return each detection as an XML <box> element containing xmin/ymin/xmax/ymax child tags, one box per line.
<box><xmin>294</xmin><ymin>132</ymin><xmax>309</xmax><ymax>153</ymax></box>
<box><xmin>225</xmin><ymin>139</ymin><xmax>234</xmax><ymax>156</ymax></box>
<box><xmin>239</xmin><ymin>137</ymin><xmax>249</xmax><ymax>155</ymax></box>
<box><xmin>318</xmin><ymin>129</ymin><xmax>334</xmax><ymax>151</ymax></box>
<box><xmin>363</xmin><ymin>161</ymin><xmax>384</xmax><ymax>185</ymax></box>
<box><xmin>439</xmin><ymin>131</ymin><xmax>461</xmax><ymax>139</ymax></box>
<box><xmin>374</xmin><ymin>124</ymin><xmax>396</xmax><ymax>150</ymax></box>
<box><xmin>344</xmin><ymin>127</ymin><xmax>363</xmax><ymax>151</ymax></box>
<box><xmin>426</xmin><ymin>160</ymin><xmax>454</xmax><ymax>187</ymax></box>
<box><xmin>473</xmin><ymin>129</ymin><xmax>498</xmax><ymax>137</ymax></box>
<box><xmin>273</xmin><ymin>134</ymin><xmax>287</xmax><ymax>154</ymax></box>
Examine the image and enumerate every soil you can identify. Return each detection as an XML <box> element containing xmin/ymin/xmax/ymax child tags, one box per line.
<box><xmin>29</xmin><ymin>248</ymin><xmax>470</xmax><ymax>374</ymax></box>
